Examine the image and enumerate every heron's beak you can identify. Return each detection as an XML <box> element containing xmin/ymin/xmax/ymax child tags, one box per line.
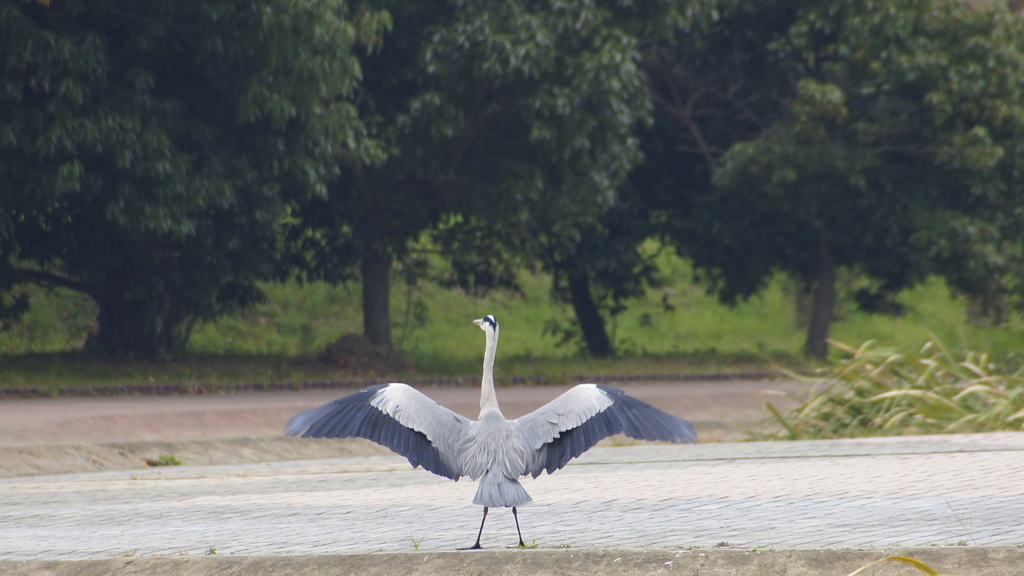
<box><xmin>473</xmin><ymin>318</ymin><xmax>483</xmax><ymax>326</ymax></box>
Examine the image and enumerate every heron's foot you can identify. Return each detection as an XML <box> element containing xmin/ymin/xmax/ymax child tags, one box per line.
<box><xmin>515</xmin><ymin>540</ymin><xmax>536</xmax><ymax>549</ymax></box>
<box><xmin>458</xmin><ymin>543</ymin><xmax>483</xmax><ymax>551</ymax></box>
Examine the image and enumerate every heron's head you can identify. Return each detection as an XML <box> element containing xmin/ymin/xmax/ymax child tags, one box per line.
<box><xmin>473</xmin><ymin>315</ymin><xmax>498</xmax><ymax>338</ymax></box>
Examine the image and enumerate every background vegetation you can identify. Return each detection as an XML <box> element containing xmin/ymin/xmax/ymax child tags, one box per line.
<box><xmin>4</xmin><ymin>0</ymin><xmax>1024</xmax><ymax>401</ymax></box>
<box><xmin>764</xmin><ymin>338</ymin><xmax>1024</xmax><ymax>439</ymax></box>
<box><xmin>4</xmin><ymin>245</ymin><xmax>1023</xmax><ymax>390</ymax></box>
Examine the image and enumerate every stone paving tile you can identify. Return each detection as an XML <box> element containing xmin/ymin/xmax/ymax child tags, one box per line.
<box><xmin>1</xmin><ymin>433</ymin><xmax>1023</xmax><ymax>560</ymax></box>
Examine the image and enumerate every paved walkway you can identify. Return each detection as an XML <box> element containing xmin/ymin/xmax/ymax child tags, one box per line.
<box><xmin>2</xmin><ymin>432</ymin><xmax>1022</xmax><ymax>560</ymax></box>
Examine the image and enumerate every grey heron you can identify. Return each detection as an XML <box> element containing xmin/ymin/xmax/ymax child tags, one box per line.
<box><xmin>286</xmin><ymin>315</ymin><xmax>697</xmax><ymax>549</ymax></box>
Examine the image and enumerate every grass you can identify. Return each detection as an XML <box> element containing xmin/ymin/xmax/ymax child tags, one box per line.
<box><xmin>143</xmin><ymin>454</ymin><xmax>185</xmax><ymax>467</ymax></box>
<box><xmin>1</xmin><ymin>247</ymin><xmax>1023</xmax><ymax>389</ymax></box>
<box><xmin>762</xmin><ymin>338</ymin><xmax>1024</xmax><ymax>440</ymax></box>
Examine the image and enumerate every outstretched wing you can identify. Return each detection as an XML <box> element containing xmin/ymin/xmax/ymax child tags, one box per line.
<box><xmin>285</xmin><ymin>383</ymin><xmax>470</xmax><ymax>480</ymax></box>
<box><xmin>515</xmin><ymin>384</ymin><xmax>697</xmax><ymax>478</ymax></box>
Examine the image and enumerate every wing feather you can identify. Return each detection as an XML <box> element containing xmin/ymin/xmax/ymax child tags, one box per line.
<box><xmin>516</xmin><ymin>384</ymin><xmax>697</xmax><ymax>478</ymax></box>
<box><xmin>285</xmin><ymin>384</ymin><xmax>470</xmax><ymax>480</ymax></box>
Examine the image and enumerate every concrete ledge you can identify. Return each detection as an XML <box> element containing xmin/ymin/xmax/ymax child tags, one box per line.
<box><xmin>2</xmin><ymin>548</ymin><xmax>1021</xmax><ymax>576</ymax></box>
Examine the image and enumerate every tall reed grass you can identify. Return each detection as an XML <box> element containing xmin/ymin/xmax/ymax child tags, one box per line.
<box><xmin>765</xmin><ymin>339</ymin><xmax>1024</xmax><ymax>440</ymax></box>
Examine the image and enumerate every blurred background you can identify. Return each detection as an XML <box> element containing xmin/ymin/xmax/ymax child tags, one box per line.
<box><xmin>3</xmin><ymin>0</ymin><xmax>1024</xmax><ymax>393</ymax></box>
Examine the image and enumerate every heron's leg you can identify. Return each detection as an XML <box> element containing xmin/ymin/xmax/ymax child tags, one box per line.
<box><xmin>459</xmin><ymin>507</ymin><xmax>488</xmax><ymax>550</ymax></box>
<box><xmin>512</xmin><ymin>506</ymin><xmax>525</xmax><ymax>547</ymax></box>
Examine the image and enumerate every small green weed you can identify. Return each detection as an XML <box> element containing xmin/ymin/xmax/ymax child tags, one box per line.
<box><xmin>144</xmin><ymin>454</ymin><xmax>185</xmax><ymax>467</ymax></box>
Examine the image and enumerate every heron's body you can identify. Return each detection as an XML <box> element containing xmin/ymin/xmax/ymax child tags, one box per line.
<box><xmin>462</xmin><ymin>410</ymin><xmax>531</xmax><ymax>507</ymax></box>
<box><xmin>287</xmin><ymin>315</ymin><xmax>696</xmax><ymax>548</ymax></box>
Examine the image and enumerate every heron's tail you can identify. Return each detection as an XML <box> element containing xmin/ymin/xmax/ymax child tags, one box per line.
<box><xmin>473</xmin><ymin>475</ymin><xmax>532</xmax><ymax>508</ymax></box>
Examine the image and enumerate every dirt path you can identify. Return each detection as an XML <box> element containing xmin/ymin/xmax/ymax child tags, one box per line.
<box><xmin>0</xmin><ymin>379</ymin><xmax>808</xmax><ymax>477</ymax></box>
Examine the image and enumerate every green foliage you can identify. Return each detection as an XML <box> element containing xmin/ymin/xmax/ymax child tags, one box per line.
<box><xmin>0</xmin><ymin>0</ymin><xmax>387</xmax><ymax>358</ymax></box>
<box><xmin>188</xmin><ymin>246</ymin><xmax>813</xmax><ymax>366</ymax></box>
<box><xmin>650</xmin><ymin>0</ymin><xmax>1024</xmax><ymax>358</ymax></box>
<box><xmin>542</xmin><ymin>187</ymin><xmax>663</xmax><ymax>357</ymax></box>
<box><xmin>5</xmin><ymin>0</ymin><xmax>1023</xmax><ymax>367</ymax></box>
<box><xmin>188</xmin><ymin>282</ymin><xmax>362</xmax><ymax>356</ymax></box>
<box><xmin>144</xmin><ymin>454</ymin><xmax>184</xmax><ymax>467</ymax></box>
<box><xmin>295</xmin><ymin>0</ymin><xmax>658</xmax><ymax>350</ymax></box>
<box><xmin>0</xmin><ymin>286</ymin><xmax>95</xmax><ymax>354</ymax></box>
<box><xmin>764</xmin><ymin>339</ymin><xmax>1024</xmax><ymax>440</ymax></box>
<box><xmin>7</xmin><ymin>243</ymin><xmax>1024</xmax><ymax>389</ymax></box>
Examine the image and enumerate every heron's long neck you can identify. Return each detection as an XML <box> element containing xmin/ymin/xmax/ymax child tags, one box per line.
<box><xmin>479</xmin><ymin>330</ymin><xmax>502</xmax><ymax>418</ymax></box>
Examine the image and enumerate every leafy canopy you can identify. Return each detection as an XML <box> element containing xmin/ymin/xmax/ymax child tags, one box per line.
<box><xmin>0</xmin><ymin>0</ymin><xmax>388</xmax><ymax>357</ymax></box>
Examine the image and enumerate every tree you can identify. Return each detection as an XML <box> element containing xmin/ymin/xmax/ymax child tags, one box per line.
<box><xmin>0</xmin><ymin>1</ymin><xmax>388</xmax><ymax>357</ymax></box>
<box><xmin>516</xmin><ymin>0</ymin><xmax>775</xmax><ymax>358</ymax></box>
<box><xmin>521</xmin><ymin>2</ymin><xmax>703</xmax><ymax>358</ymax></box>
<box><xmin>642</xmin><ymin>0</ymin><xmax>1024</xmax><ymax>358</ymax></box>
<box><xmin>532</xmin><ymin>188</ymin><xmax>659</xmax><ymax>358</ymax></box>
<box><xmin>299</xmin><ymin>0</ymin><xmax>652</xmax><ymax>351</ymax></box>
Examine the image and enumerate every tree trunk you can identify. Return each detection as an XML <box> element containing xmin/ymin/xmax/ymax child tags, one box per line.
<box><xmin>361</xmin><ymin>245</ymin><xmax>394</xmax><ymax>350</ymax></box>
<box><xmin>805</xmin><ymin>221</ymin><xmax>837</xmax><ymax>360</ymax></box>
<box><xmin>90</xmin><ymin>288</ymin><xmax>161</xmax><ymax>359</ymax></box>
<box><xmin>965</xmin><ymin>279</ymin><xmax>1007</xmax><ymax>327</ymax></box>
<box><xmin>567</xmin><ymin>271</ymin><xmax>613</xmax><ymax>358</ymax></box>
<box><xmin>156</xmin><ymin>295</ymin><xmax>193</xmax><ymax>357</ymax></box>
